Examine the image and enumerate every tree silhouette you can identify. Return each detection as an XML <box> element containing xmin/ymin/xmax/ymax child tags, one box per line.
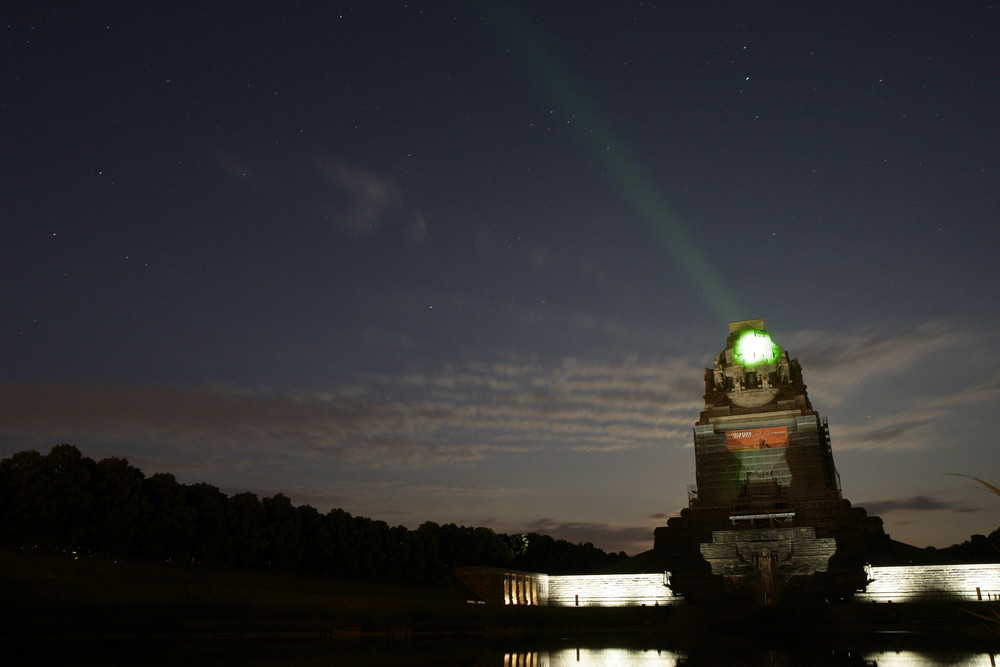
<box><xmin>0</xmin><ymin>445</ymin><xmax>628</xmax><ymax>581</ymax></box>
<box><xmin>90</xmin><ymin>456</ymin><xmax>147</xmax><ymax>558</ymax></box>
<box><xmin>186</xmin><ymin>482</ymin><xmax>229</xmax><ymax>564</ymax></box>
<box><xmin>142</xmin><ymin>472</ymin><xmax>196</xmax><ymax>561</ymax></box>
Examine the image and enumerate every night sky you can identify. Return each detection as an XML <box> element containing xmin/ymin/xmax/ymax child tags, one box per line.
<box><xmin>3</xmin><ymin>2</ymin><xmax>999</xmax><ymax>554</ymax></box>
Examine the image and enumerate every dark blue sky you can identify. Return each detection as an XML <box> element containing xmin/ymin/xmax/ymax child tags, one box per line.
<box><xmin>3</xmin><ymin>1</ymin><xmax>999</xmax><ymax>552</ymax></box>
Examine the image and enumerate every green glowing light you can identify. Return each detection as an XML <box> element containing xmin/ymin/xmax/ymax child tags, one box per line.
<box><xmin>733</xmin><ymin>330</ymin><xmax>778</xmax><ymax>367</ymax></box>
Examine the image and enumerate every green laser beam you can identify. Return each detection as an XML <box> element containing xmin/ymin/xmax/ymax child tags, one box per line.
<box><xmin>475</xmin><ymin>0</ymin><xmax>739</xmax><ymax>321</ymax></box>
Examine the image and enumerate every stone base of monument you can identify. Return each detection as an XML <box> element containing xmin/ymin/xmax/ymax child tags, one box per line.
<box><xmin>700</xmin><ymin>526</ymin><xmax>837</xmax><ymax>605</ymax></box>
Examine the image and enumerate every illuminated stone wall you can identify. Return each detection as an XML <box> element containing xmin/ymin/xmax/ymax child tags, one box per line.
<box><xmin>856</xmin><ymin>564</ymin><xmax>1000</xmax><ymax>602</ymax></box>
<box><xmin>453</xmin><ymin>567</ymin><xmax>682</xmax><ymax>606</ymax></box>
<box><xmin>546</xmin><ymin>573</ymin><xmax>682</xmax><ymax>607</ymax></box>
<box><xmin>456</xmin><ymin>564</ymin><xmax>1000</xmax><ymax>606</ymax></box>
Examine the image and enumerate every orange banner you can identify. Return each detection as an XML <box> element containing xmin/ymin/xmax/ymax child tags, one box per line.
<box><xmin>725</xmin><ymin>426</ymin><xmax>788</xmax><ymax>451</ymax></box>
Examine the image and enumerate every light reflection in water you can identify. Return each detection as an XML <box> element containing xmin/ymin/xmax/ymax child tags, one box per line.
<box><xmin>503</xmin><ymin>648</ymin><xmax>999</xmax><ymax>666</ymax></box>
<box><xmin>505</xmin><ymin>648</ymin><xmax>682</xmax><ymax>665</ymax></box>
<box><xmin>866</xmin><ymin>652</ymin><xmax>997</xmax><ymax>666</ymax></box>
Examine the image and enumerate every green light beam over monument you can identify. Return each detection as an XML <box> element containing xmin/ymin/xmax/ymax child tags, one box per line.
<box><xmin>476</xmin><ymin>0</ymin><xmax>740</xmax><ymax>321</ymax></box>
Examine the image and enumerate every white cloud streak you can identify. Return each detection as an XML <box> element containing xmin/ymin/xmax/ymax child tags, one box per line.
<box><xmin>786</xmin><ymin>320</ymin><xmax>972</xmax><ymax>406</ymax></box>
<box><xmin>3</xmin><ymin>319</ymin><xmax>995</xmax><ymax>551</ymax></box>
<box><xmin>3</xmin><ymin>319</ymin><xmax>993</xmax><ymax>471</ymax></box>
<box><xmin>0</xmin><ymin>355</ymin><xmax>702</xmax><ymax>474</ymax></box>
<box><xmin>318</xmin><ymin>158</ymin><xmax>427</xmax><ymax>241</ymax></box>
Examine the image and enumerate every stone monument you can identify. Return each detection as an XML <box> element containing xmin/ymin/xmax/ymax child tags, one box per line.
<box><xmin>654</xmin><ymin>320</ymin><xmax>891</xmax><ymax>604</ymax></box>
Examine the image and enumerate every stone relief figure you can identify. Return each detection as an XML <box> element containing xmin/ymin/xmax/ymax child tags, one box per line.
<box><xmin>733</xmin><ymin>541</ymin><xmax>794</xmax><ymax>605</ymax></box>
<box><xmin>778</xmin><ymin>355</ymin><xmax>791</xmax><ymax>383</ymax></box>
<box><xmin>754</xmin><ymin>548</ymin><xmax>778</xmax><ymax>605</ymax></box>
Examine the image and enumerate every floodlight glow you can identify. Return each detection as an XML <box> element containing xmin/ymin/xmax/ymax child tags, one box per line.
<box><xmin>857</xmin><ymin>564</ymin><xmax>1000</xmax><ymax>603</ymax></box>
<box><xmin>547</xmin><ymin>573</ymin><xmax>679</xmax><ymax>607</ymax></box>
<box><xmin>734</xmin><ymin>330</ymin><xmax>778</xmax><ymax>367</ymax></box>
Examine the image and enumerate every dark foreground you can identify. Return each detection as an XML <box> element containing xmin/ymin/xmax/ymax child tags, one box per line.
<box><xmin>3</xmin><ymin>548</ymin><xmax>999</xmax><ymax>660</ymax></box>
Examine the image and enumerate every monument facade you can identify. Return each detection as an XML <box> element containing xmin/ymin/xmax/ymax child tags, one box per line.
<box><xmin>654</xmin><ymin>319</ymin><xmax>891</xmax><ymax>604</ymax></box>
<box><xmin>455</xmin><ymin>320</ymin><xmax>1000</xmax><ymax>607</ymax></box>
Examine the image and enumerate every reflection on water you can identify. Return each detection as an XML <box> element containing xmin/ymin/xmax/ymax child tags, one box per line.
<box><xmin>503</xmin><ymin>646</ymin><xmax>998</xmax><ymax>666</ymax></box>
<box><xmin>2</xmin><ymin>636</ymin><xmax>1000</xmax><ymax>667</ymax></box>
<box><xmin>865</xmin><ymin>652</ymin><xmax>996</xmax><ymax>666</ymax></box>
<box><xmin>9</xmin><ymin>637</ymin><xmax>1000</xmax><ymax>665</ymax></box>
<box><xmin>506</xmin><ymin>648</ymin><xmax>681</xmax><ymax>665</ymax></box>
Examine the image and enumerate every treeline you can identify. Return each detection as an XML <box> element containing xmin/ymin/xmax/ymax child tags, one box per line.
<box><xmin>929</xmin><ymin>528</ymin><xmax>1000</xmax><ymax>563</ymax></box>
<box><xmin>0</xmin><ymin>445</ymin><xmax>627</xmax><ymax>582</ymax></box>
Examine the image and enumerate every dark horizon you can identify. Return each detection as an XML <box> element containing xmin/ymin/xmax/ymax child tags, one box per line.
<box><xmin>0</xmin><ymin>443</ymin><xmax>629</xmax><ymax>580</ymax></box>
<box><xmin>3</xmin><ymin>442</ymin><xmax>997</xmax><ymax>569</ymax></box>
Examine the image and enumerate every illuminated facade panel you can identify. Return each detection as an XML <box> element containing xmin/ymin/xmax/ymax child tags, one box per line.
<box><xmin>725</xmin><ymin>426</ymin><xmax>789</xmax><ymax>451</ymax></box>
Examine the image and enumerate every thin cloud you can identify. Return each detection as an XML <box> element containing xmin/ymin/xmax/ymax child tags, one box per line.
<box><xmin>212</xmin><ymin>149</ymin><xmax>257</xmax><ymax>183</ymax></box>
<box><xmin>3</xmin><ymin>321</ymin><xmax>990</xmax><ymax>483</ymax></box>
<box><xmin>831</xmin><ymin>409</ymin><xmax>945</xmax><ymax>451</ymax></box>
<box><xmin>860</xmin><ymin>495</ymin><xmax>979</xmax><ymax>515</ymax></box>
<box><xmin>522</xmin><ymin>518</ymin><xmax>653</xmax><ymax>553</ymax></box>
<box><xmin>925</xmin><ymin>372</ymin><xmax>1000</xmax><ymax>409</ymax></box>
<box><xmin>786</xmin><ymin>321</ymin><xmax>970</xmax><ymax>407</ymax></box>
<box><xmin>318</xmin><ymin>158</ymin><xmax>411</xmax><ymax>238</ymax></box>
<box><xmin>407</xmin><ymin>211</ymin><xmax>429</xmax><ymax>243</ymax></box>
<box><xmin>0</xmin><ymin>354</ymin><xmax>703</xmax><ymax>476</ymax></box>
<box><xmin>316</xmin><ymin>157</ymin><xmax>427</xmax><ymax>241</ymax></box>
<box><xmin>775</xmin><ymin>319</ymin><xmax>999</xmax><ymax>454</ymax></box>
